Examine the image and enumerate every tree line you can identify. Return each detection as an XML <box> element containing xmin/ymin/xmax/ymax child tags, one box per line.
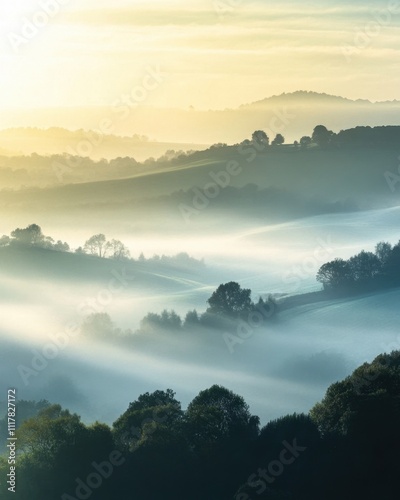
<box><xmin>0</xmin><ymin>224</ymin><xmax>203</xmax><ymax>267</ymax></box>
<box><xmin>317</xmin><ymin>239</ymin><xmax>400</xmax><ymax>293</ymax></box>
<box><xmin>81</xmin><ymin>282</ymin><xmax>277</xmax><ymax>343</ymax></box>
<box><xmin>1</xmin><ymin>351</ymin><xmax>400</xmax><ymax>499</ymax></box>
<box><xmin>243</xmin><ymin>124</ymin><xmax>400</xmax><ymax>151</ymax></box>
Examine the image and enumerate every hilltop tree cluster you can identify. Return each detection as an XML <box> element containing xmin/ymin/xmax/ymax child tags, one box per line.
<box><xmin>246</xmin><ymin>125</ymin><xmax>332</xmax><ymax>150</ymax></box>
<box><xmin>0</xmin><ymin>224</ymin><xmax>69</xmax><ymax>252</ymax></box>
<box><xmin>0</xmin><ymin>224</ymin><xmax>203</xmax><ymax>267</ymax></box>
<box><xmin>245</xmin><ymin>125</ymin><xmax>400</xmax><ymax>151</ymax></box>
<box><xmin>317</xmin><ymin>240</ymin><xmax>400</xmax><ymax>292</ymax></box>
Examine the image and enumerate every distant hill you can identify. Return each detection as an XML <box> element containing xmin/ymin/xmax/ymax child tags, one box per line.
<box><xmin>240</xmin><ymin>90</ymin><xmax>372</xmax><ymax>108</ymax></box>
<box><xmin>2</xmin><ymin>91</ymin><xmax>400</xmax><ymax>144</ymax></box>
<box><xmin>0</xmin><ymin>244</ymin><xmax>205</xmax><ymax>293</ymax></box>
<box><xmin>1</xmin><ymin>128</ymin><xmax>400</xmax><ymax>230</ymax></box>
<box><xmin>0</xmin><ymin>127</ymin><xmax>209</xmax><ymax>162</ymax></box>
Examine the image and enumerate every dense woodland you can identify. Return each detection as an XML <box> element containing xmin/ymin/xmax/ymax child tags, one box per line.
<box><xmin>1</xmin><ymin>351</ymin><xmax>399</xmax><ymax>499</ymax></box>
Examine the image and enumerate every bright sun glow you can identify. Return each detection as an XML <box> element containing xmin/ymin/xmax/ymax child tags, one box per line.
<box><xmin>1</xmin><ymin>1</ymin><xmax>400</xmax><ymax>111</ymax></box>
<box><xmin>0</xmin><ymin>1</ymin><xmax>40</xmax><ymax>33</ymax></box>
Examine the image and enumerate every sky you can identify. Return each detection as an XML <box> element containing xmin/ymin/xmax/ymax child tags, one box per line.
<box><xmin>0</xmin><ymin>0</ymin><xmax>400</xmax><ymax>111</ymax></box>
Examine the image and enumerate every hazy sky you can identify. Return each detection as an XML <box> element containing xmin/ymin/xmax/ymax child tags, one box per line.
<box><xmin>0</xmin><ymin>0</ymin><xmax>399</xmax><ymax>110</ymax></box>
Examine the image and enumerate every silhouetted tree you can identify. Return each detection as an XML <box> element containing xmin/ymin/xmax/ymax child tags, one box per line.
<box><xmin>83</xmin><ymin>233</ymin><xmax>108</xmax><ymax>257</ymax></box>
<box><xmin>375</xmin><ymin>241</ymin><xmax>392</xmax><ymax>266</ymax></box>
<box><xmin>81</xmin><ymin>313</ymin><xmax>117</xmax><ymax>340</ymax></box>
<box><xmin>272</xmin><ymin>134</ymin><xmax>285</xmax><ymax>146</ymax></box>
<box><xmin>312</xmin><ymin>125</ymin><xmax>333</xmax><ymax>147</ymax></box>
<box><xmin>316</xmin><ymin>258</ymin><xmax>351</xmax><ymax>289</ymax></box>
<box><xmin>207</xmin><ymin>282</ymin><xmax>252</xmax><ymax>318</ymax></box>
<box><xmin>184</xmin><ymin>310</ymin><xmax>200</xmax><ymax>328</ymax></box>
<box><xmin>348</xmin><ymin>251</ymin><xmax>381</xmax><ymax>282</ymax></box>
<box><xmin>0</xmin><ymin>235</ymin><xmax>10</xmax><ymax>247</ymax></box>
<box><xmin>252</xmin><ymin>130</ymin><xmax>269</xmax><ymax>147</ymax></box>
<box><xmin>10</xmin><ymin>224</ymin><xmax>44</xmax><ymax>246</ymax></box>
<box><xmin>113</xmin><ymin>389</ymin><xmax>182</xmax><ymax>450</ymax></box>
<box><xmin>107</xmin><ymin>239</ymin><xmax>130</xmax><ymax>260</ymax></box>
<box><xmin>300</xmin><ymin>136</ymin><xmax>312</xmax><ymax>148</ymax></box>
<box><xmin>139</xmin><ymin>310</ymin><xmax>182</xmax><ymax>333</ymax></box>
<box><xmin>310</xmin><ymin>351</ymin><xmax>400</xmax><ymax>436</ymax></box>
<box><xmin>185</xmin><ymin>385</ymin><xmax>259</xmax><ymax>447</ymax></box>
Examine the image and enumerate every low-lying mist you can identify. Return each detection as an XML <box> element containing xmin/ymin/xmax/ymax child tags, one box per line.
<box><xmin>1</xmin><ymin>207</ymin><xmax>400</xmax><ymax>426</ymax></box>
<box><xmin>1</xmin><ymin>286</ymin><xmax>399</xmax><ymax>426</ymax></box>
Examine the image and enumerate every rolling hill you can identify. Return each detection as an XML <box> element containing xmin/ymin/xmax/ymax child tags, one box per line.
<box><xmin>2</xmin><ymin>91</ymin><xmax>400</xmax><ymax>144</ymax></box>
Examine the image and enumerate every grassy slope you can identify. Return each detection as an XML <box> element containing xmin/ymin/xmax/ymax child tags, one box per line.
<box><xmin>0</xmin><ymin>245</ymin><xmax>206</xmax><ymax>293</ymax></box>
<box><xmin>0</xmin><ymin>146</ymin><xmax>398</xmax><ymax>213</ymax></box>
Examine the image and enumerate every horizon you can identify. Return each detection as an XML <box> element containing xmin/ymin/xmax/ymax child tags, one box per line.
<box><xmin>1</xmin><ymin>1</ymin><xmax>400</xmax><ymax>113</ymax></box>
<box><xmin>1</xmin><ymin>89</ymin><xmax>399</xmax><ymax>114</ymax></box>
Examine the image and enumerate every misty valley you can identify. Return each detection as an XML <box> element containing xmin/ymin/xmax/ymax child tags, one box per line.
<box><xmin>1</xmin><ymin>119</ymin><xmax>400</xmax><ymax>498</ymax></box>
<box><xmin>4</xmin><ymin>0</ymin><xmax>400</xmax><ymax>496</ymax></box>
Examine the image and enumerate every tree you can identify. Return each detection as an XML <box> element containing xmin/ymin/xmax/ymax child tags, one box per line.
<box><xmin>316</xmin><ymin>258</ymin><xmax>351</xmax><ymax>289</ymax></box>
<box><xmin>384</xmin><ymin>242</ymin><xmax>400</xmax><ymax>279</ymax></box>
<box><xmin>185</xmin><ymin>385</ymin><xmax>259</xmax><ymax>446</ymax></box>
<box><xmin>139</xmin><ymin>310</ymin><xmax>182</xmax><ymax>333</ymax></box>
<box><xmin>310</xmin><ymin>351</ymin><xmax>400</xmax><ymax>436</ymax></box>
<box><xmin>312</xmin><ymin>125</ymin><xmax>333</xmax><ymax>147</ymax></box>
<box><xmin>348</xmin><ymin>251</ymin><xmax>381</xmax><ymax>282</ymax></box>
<box><xmin>113</xmin><ymin>389</ymin><xmax>182</xmax><ymax>450</ymax></box>
<box><xmin>10</xmin><ymin>224</ymin><xmax>45</xmax><ymax>246</ymax></box>
<box><xmin>300</xmin><ymin>136</ymin><xmax>312</xmax><ymax>148</ymax></box>
<box><xmin>207</xmin><ymin>282</ymin><xmax>252</xmax><ymax>318</ymax></box>
<box><xmin>128</xmin><ymin>389</ymin><xmax>180</xmax><ymax>412</ymax></box>
<box><xmin>252</xmin><ymin>130</ymin><xmax>269</xmax><ymax>147</ymax></box>
<box><xmin>375</xmin><ymin>241</ymin><xmax>392</xmax><ymax>266</ymax></box>
<box><xmin>81</xmin><ymin>313</ymin><xmax>116</xmax><ymax>340</ymax></box>
<box><xmin>16</xmin><ymin>405</ymin><xmax>88</xmax><ymax>470</ymax></box>
<box><xmin>107</xmin><ymin>239</ymin><xmax>130</xmax><ymax>260</ymax></box>
<box><xmin>83</xmin><ymin>233</ymin><xmax>108</xmax><ymax>257</ymax></box>
<box><xmin>272</xmin><ymin>133</ymin><xmax>285</xmax><ymax>146</ymax></box>
<box><xmin>184</xmin><ymin>310</ymin><xmax>200</xmax><ymax>328</ymax></box>
<box><xmin>15</xmin><ymin>404</ymin><xmax>115</xmax><ymax>499</ymax></box>
<box><xmin>0</xmin><ymin>235</ymin><xmax>10</xmax><ymax>247</ymax></box>
<box><xmin>53</xmin><ymin>240</ymin><xmax>70</xmax><ymax>252</ymax></box>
